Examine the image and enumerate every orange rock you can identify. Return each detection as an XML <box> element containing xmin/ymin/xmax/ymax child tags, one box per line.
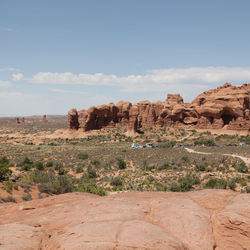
<box><xmin>67</xmin><ymin>83</ymin><xmax>250</xmax><ymax>132</ymax></box>
<box><xmin>0</xmin><ymin>190</ymin><xmax>249</xmax><ymax>249</ymax></box>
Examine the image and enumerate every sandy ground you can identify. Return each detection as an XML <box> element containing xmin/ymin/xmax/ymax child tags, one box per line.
<box><xmin>185</xmin><ymin>147</ymin><xmax>250</xmax><ymax>165</ymax></box>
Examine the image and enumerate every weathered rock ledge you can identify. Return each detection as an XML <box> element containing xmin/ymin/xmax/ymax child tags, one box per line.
<box><xmin>0</xmin><ymin>190</ymin><xmax>249</xmax><ymax>249</ymax></box>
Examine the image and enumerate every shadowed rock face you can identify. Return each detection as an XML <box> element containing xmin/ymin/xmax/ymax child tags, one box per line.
<box><xmin>0</xmin><ymin>190</ymin><xmax>249</xmax><ymax>249</ymax></box>
<box><xmin>68</xmin><ymin>83</ymin><xmax>250</xmax><ymax>131</ymax></box>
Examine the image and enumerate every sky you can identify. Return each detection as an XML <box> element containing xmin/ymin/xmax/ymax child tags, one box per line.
<box><xmin>1</xmin><ymin>0</ymin><xmax>250</xmax><ymax>116</ymax></box>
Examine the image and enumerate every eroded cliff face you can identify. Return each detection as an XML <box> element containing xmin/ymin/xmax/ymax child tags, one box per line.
<box><xmin>68</xmin><ymin>83</ymin><xmax>250</xmax><ymax>132</ymax></box>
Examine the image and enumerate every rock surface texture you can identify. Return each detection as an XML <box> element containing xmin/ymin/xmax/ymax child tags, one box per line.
<box><xmin>0</xmin><ymin>190</ymin><xmax>249</xmax><ymax>249</ymax></box>
<box><xmin>68</xmin><ymin>83</ymin><xmax>250</xmax><ymax>132</ymax></box>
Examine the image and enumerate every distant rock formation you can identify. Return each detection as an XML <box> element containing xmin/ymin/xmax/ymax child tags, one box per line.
<box><xmin>14</xmin><ymin>117</ymin><xmax>20</xmax><ymax>124</ymax></box>
<box><xmin>68</xmin><ymin>108</ymin><xmax>79</xmax><ymax>130</ymax></box>
<box><xmin>42</xmin><ymin>114</ymin><xmax>48</xmax><ymax>123</ymax></box>
<box><xmin>68</xmin><ymin>83</ymin><xmax>250</xmax><ymax>132</ymax></box>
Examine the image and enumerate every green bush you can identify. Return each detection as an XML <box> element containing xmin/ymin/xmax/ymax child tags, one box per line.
<box><xmin>228</xmin><ymin>179</ymin><xmax>236</xmax><ymax>191</ymax></box>
<box><xmin>0</xmin><ymin>162</ymin><xmax>12</xmax><ymax>181</ymax></box>
<box><xmin>91</xmin><ymin>159</ymin><xmax>100</xmax><ymax>167</ymax></box>
<box><xmin>169</xmin><ymin>175</ymin><xmax>200</xmax><ymax>192</ymax></box>
<box><xmin>194</xmin><ymin>139</ymin><xmax>216</xmax><ymax>146</ymax></box>
<box><xmin>46</xmin><ymin>161</ymin><xmax>53</xmax><ymax>167</ymax></box>
<box><xmin>110</xmin><ymin>176</ymin><xmax>123</xmax><ymax>187</ymax></box>
<box><xmin>116</xmin><ymin>158</ymin><xmax>126</xmax><ymax>169</ymax></box>
<box><xmin>237</xmin><ymin>162</ymin><xmax>248</xmax><ymax>173</ymax></box>
<box><xmin>75</xmin><ymin>165</ymin><xmax>83</xmax><ymax>173</ymax></box>
<box><xmin>0</xmin><ymin>196</ymin><xmax>16</xmax><ymax>203</ymax></box>
<box><xmin>21</xmin><ymin>157</ymin><xmax>33</xmax><ymax>165</ymax></box>
<box><xmin>87</xmin><ymin>167</ymin><xmax>97</xmax><ymax>178</ymax></box>
<box><xmin>38</xmin><ymin>175</ymin><xmax>73</xmax><ymax>194</ymax></box>
<box><xmin>76</xmin><ymin>182</ymin><xmax>106</xmax><ymax>196</ymax></box>
<box><xmin>169</xmin><ymin>182</ymin><xmax>181</xmax><ymax>192</ymax></box>
<box><xmin>205</xmin><ymin>178</ymin><xmax>227</xmax><ymax>189</ymax></box>
<box><xmin>78</xmin><ymin>152</ymin><xmax>88</xmax><ymax>160</ymax></box>
<box><xmin>157</xmin><ymin>162</ymin><xmax>172</xmax><ymax>171</ymax></box>
<box><xmin>34</xmin><ymin>161</ymin><xmax>44</xmax><ymax>171</ymax></box>
<box><xmin>22</xmin><ymin>193</ymin><xmax>32</xmax><ymax>201</ymax></box>
<box><xmin>0</xmin><ymin>156</ymin><xmax>9</xmax><ymax>164</ymax></box>
<box><xmin>195</xmin><ymin>162</ymin><xmax>208</xmax><ymax>171</ymax></box>
<box><xmin>21</xmin><ymin>164</ymin><xmax>32</xmax><ymax>171</ymax></box>
<box><xmin>4</xmin><ymin>180</ymin><xmax>13</xmax><ymax>192</ymax></box>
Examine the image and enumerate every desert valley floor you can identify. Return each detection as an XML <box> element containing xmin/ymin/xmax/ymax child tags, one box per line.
<box><xmin>0</xmin><ymin>116</ymin><xmax>249</xmax><ymax>249</ymax></box>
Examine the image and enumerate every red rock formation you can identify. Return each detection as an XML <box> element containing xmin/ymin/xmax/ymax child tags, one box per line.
<box><xmin>68</xmin><ymin>83</ymin><xmax>250</xmax><ymax>132</ymax></box>
<box><xmin>0</xmin><ymin>190</ymin><xmax>249</xmax><ymax>249</ymax></box>
<box><xmin>42</xmin><ymin>114</ymin><xmax>48</xmax><ymax>123</ymax></box>
<box><xmin>14</xmin><ymin>117</ymin><xmax>20</xmax><ymax>124</ymax></box>
<box><xmin>68</xmin><ymin>108</ymin><xmax>79</xmax><ymax>130</ymax></box>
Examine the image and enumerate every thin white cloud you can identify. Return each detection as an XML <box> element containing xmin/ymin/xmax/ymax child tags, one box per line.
<box><xmin>12</xmin><ymin>73</ymin><xmax>24</xmax><ymax>81</ymax></box>
<box><xmin>0</xmin><ymin>67</ymin><xmax>20</xmax><ymax>72</ymax></box>
<box><xmin>0</xmin><ymin>80</ymin><xmax>11</xmax><ymax>87</ymax></box>
<box><xmin>11</xmin><ymin>67</ymin><xmax>250</xmax><ymax>102</ymax></box>
<box><xmin>15</xmin><ymin>67</ymin><xmax>250</xmax><ymax>89</ymax></box>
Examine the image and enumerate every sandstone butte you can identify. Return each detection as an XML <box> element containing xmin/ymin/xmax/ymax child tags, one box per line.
<box><xmin>0</xmin><ymin>190</ymin><xmax>249</xmax><ymax>249</ymax></box>
<box><xmin>68</xmin><ymin>83</ymin><xmax>250</xmax><ymax>133</ymax></box>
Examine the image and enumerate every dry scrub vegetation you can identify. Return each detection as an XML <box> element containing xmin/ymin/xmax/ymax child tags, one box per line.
<box><xmin>0</xmin><ymin>117</ymin><xmax>249</xmax><ymax>203</ymax></box>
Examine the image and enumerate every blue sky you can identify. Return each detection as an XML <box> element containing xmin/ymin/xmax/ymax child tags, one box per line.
<box><xmin>1</xmin><ymin>0</ymin><xmax>250</xmax><ymax>116</ymax></box>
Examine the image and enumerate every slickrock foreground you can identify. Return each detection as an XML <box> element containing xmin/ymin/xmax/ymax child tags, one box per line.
<box><xmin>0</xmin><ymin>190</ymin><xmax>249</xmax><ymax>249</ymax></box>
<box><xmin>68</xmin><ymin>83</ymin><xmax>250</xmax><ymax>133</ymax></box>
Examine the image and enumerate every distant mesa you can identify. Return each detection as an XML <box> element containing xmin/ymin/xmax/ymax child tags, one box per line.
<box><xmin>68</xmin><ymin>83</ymin><xmax>250</xmax><ymax>132</ymax></box>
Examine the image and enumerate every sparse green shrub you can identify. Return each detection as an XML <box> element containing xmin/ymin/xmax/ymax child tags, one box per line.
<box><xmin>4</xmin><ymin>180</ymin><xmax>13</xmax><ymax>192</ymax></box>
<box><xmin>116</xmin><ymin>157</ymin><xmax>126</xmax><ymax>169</ymax></box>
<box><xmin>110</xmin><ymin>176</ymin><xmax>123</xmax><ymax>187</ymax></box>
<box><xmin>46</xmin><ymin>161</ymin><xmax>53</xmax><ymax>168</ymax></box>
<box><xmin>75</xmin><ymin>165</ymin><xmax>83</xmax><ymax>173</ymax></box>
<box><xmin>0</xmin><ymin>156</ymin><xmax>9</xmax><ymax>164</ymax></box>
<box><xmin>21</xmin><ymin>164</ymin><xmax>32</xmax><ymax>171</ymax></box>
<box><xmin>155</xmin><ymin>182</ymin><xmax>168</xmax><ymax>191</ymax></box>
<box><xmin>0</xmin><ymin>162</ymin><xmax>12</xmax><ymax>181</ymax></box>
<box><xmin>34</xmin><ymin>161</ymin><xmax>44</xmax><ymax>171</ymax></box>
<box><xmin>170</xmin><ymin>175</ymin><xmax>200</xmax><ymax>192</ymax></box>
<box><xmin>21</xmin><ymin>157</ymin><xmax>33</xmax><ymax>165</ymax></box>
<box><xmin>178</xmin><ymin>175</ymin><xmax>201</xmax><ymax>192</ymax></box>
<box><xmin>237</xmin><ymin>162</ymin><xmax>248</xmax><ymax>173</ymax></box>
<box><xmin>195</xmin><ymin>162</ymin><xmax>208</xmax><ymax>171</ymax></box>
<box><xmin>228</xmin><ymin>179</ymin><xmax>236</xmax><ymax>191</ymax></box>
<box><xmin>205</xmin><ymin>178</ymin><xmax>227</xmax><ymax>189</ymax></box>
<box><xmin>38</xmin><ymin>175</ymin><xmax>73</xmax><ymax>194</ymax></box>
<box><xmin>0</xmin><ymin>196</ymin><xmax>16</xmax><ymax>203</ymax></box>
<box><xmin>76</xmin><ymin>182</ymin><xmax>106</xmax><ymax>196</ymax></box>
<box><xmin>78</xmin><ymin>152</ymin><xmax>88</xmax><ymax>160</ymax></box>
<box><xmin>22</xmin><ymin>193</ymin><xmax>32</xmax><ymax>201</ymax></box>
<box><xmin>181</xmin><ymin>156</ymin><xmax>189</xmax><ymax>163</ymax></box>
<box><xmin>91</xmin><ymin>159</ymin><xmax>100</xmax><ymax>167</ymax></box>
<box><xmin>234</xmin><ymin>177</ymin><xmax>247</xmax><ymax>186</ymax></box>
<box><xmin>87</xmin><ymin>166</ymin><xmax>97</xmax><ymax>178</ymax></box>
<box><xmin>169</xmin><ymin>182</ymin><xmax>181</xmax><ymax>192</ymax></box>
<box><xmin>194</xmin><ymin>139</ymin><xmax>216</xmax><ymax>146</ymax></box>
<box><xmin>246</xmin><ymin>186</ymin><xmax>250</xmax><ymax>193</ymax></box>
<box><xmin>158</xmin><ymin>162</ymin><xmax>172</xmax><ymax>171</ymax></box>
